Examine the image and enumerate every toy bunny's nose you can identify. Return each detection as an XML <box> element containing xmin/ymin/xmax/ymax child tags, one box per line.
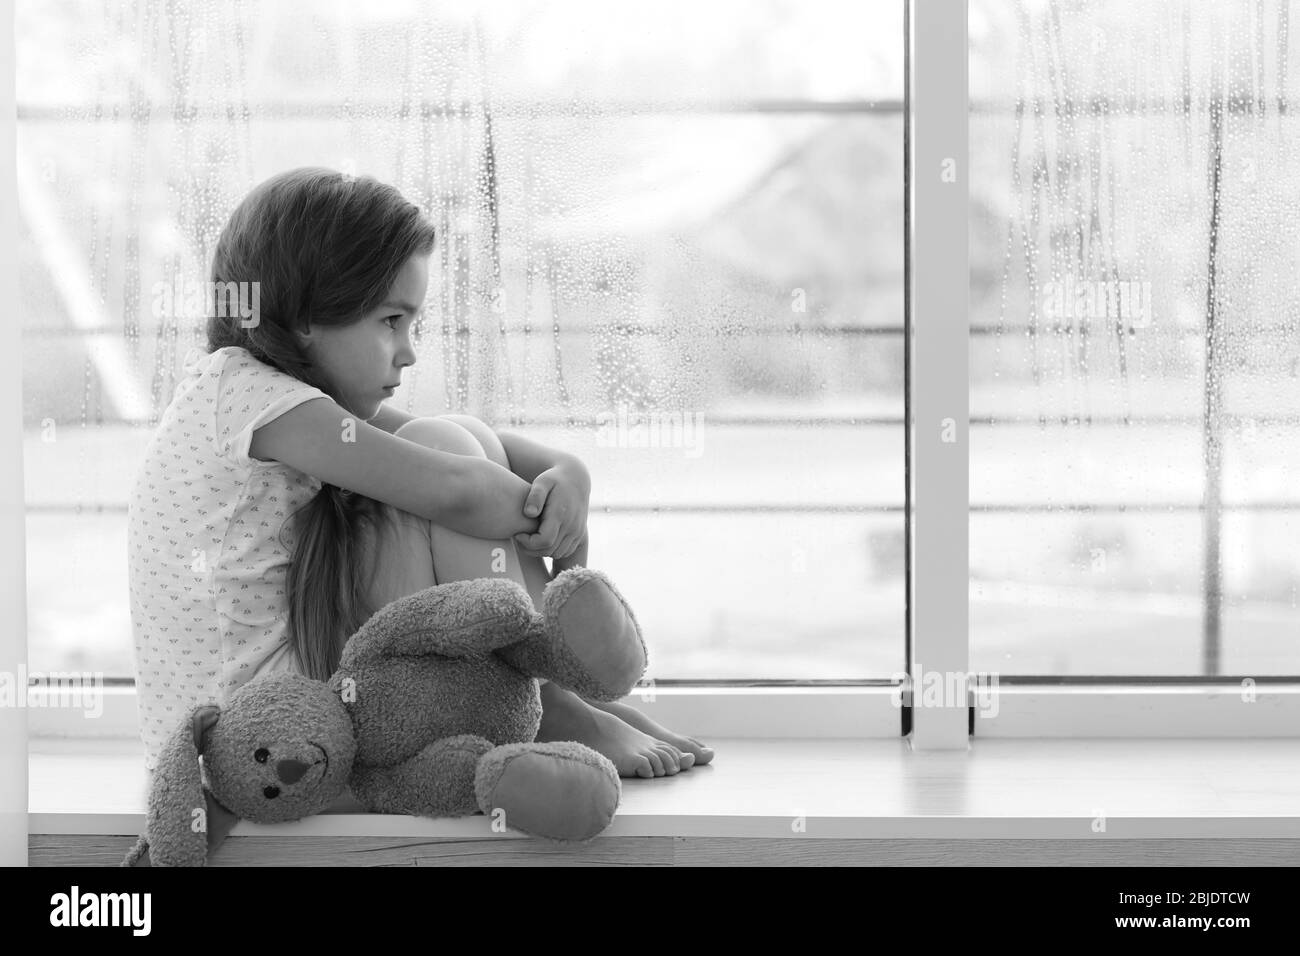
<box><xmin>276</xmin><ymin>758</ymin><xmax>311</xmax><ymax>784</ymax></box>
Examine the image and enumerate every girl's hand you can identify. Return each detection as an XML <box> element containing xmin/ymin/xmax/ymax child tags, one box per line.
<box><xmin>551</xmin><ymin>531</ymin><xmax>588</xmax><ymax>572</ymax></box>
<box><xmin>513</xmin><ymin>457</ymin><xmax>590</xmax><ymax>560</ymax></box>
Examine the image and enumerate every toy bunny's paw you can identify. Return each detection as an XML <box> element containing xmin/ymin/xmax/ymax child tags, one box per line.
<box><xmin>474</xmin><ymin>741</ymin><xmax>619</xmax><ymax>843</ymax></box>
<box><xmin>541</xmin><ymin>568</ymin><xmax>648</xmax><ymax>701</ymax></box>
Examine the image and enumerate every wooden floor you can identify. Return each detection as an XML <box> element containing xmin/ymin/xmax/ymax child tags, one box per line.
<box><xmin>28</xmin><ymin>736</ymin><xmax>1300</xmax><ymax>865</ymax></box>
<box><xmin>30</xmin><ymin>835</ymin><xmax>1300</xmax><ymax>866</ymax></box>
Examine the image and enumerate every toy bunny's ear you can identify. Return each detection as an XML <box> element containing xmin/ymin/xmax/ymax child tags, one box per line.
<box><xmin>123</xmin><ymin>705</ymin><xmax>222</xmax><ymax>867</ymax></box>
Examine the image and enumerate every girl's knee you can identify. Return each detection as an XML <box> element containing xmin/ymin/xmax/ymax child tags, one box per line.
<box><xmin>432</xmin><ymin>414</ymin><xmax>508</xmax><ymax>467</ymax></box>
<box><xmin>395</xmin><ymin>416</ymin><xmax>487</xmax><ymax>458</ymax></box>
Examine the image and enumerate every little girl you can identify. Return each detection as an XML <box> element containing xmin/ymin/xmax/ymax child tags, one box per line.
<box><xmin>126</xmin><ymin>167</ymin><xmax>712</xmax><ymax>795</ymax></box>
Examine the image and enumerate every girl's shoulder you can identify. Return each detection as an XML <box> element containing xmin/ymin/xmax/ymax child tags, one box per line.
<box><xmin>172</xmin><ymin>345</ymin><xmax>329</xmax><ymax>471</ymax></box>
<box><xmin>182</xmin><ymin>344</ymin><xmax>256</xmax><ymax>377</ymax></box>
<box><xmin>181</xmin><ymin>345</ymin><xmax>312</xmax><ymax>402</ymax></box>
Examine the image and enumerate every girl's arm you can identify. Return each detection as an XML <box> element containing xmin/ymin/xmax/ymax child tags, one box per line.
<box><xmin>367</xmin><ymin>401</ymin><xmax>419</xmax><ymax>435</ymax></box>
<box><xmin>497</xmin><ymin>430</ymin><xmax>588</xmax><ymax>484</ymax></box>
<box><xmin>249</xmin><ymin>397</ymin><xmax>541</xmax><ymax>540</ymax></box>
<box><xmin>370</xmin><ymin>408</ymin><xmax>585</xmax><ymax>484</ymax></box>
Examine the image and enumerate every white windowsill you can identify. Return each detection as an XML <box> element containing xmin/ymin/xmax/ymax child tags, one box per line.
<box><xmin>23</xmin><ymin>685</ymin><xmax>905</xmax><ymax>739</ymax></box>
<box><xmin>31</xmin><ymin>683</ymin><xmax>1300</xmax><ymax>742</ymax></box>
<box><xmin>28</xmin><ymin>735</ymin><xmax>1300</xmax><ymax>840</ymax></box>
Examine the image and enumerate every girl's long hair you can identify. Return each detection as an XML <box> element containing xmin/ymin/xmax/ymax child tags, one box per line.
<box><xmin>206</xmin><ymin>167</ymin><xmax>437</xmax><ymax>681</ymax></box>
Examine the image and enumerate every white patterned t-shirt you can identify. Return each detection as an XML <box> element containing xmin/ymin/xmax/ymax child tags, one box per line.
<box><xmin>126</xmin><ymin>345</ymin><xmax>331</xmax><ymax>771</ymax></box>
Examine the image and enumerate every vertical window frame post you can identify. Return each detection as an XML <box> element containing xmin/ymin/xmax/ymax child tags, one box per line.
<box><xmin>907</xmin><ymin>0</ymin><xmax>971</xmax><ymax>751</ymax></box>
<box><xmin>0</xmin><ymin>0</ymin><xmax>30</xmax><ymax>865</ymax></box>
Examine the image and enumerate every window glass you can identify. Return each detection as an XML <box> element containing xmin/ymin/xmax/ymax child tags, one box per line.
<box><xmin>970</xmin><ymin>0</ymin><xmax>1300</xmax><ymax>675</ymax></box>
<box><xmin>18</xmin><ymin>0</ymin><xmax>905</xmax><ymax>680</ymax></box>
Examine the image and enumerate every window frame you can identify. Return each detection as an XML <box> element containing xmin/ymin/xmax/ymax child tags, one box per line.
<box><xmin>17</xmin><ymin>0</ymin><xmax>1300</xmax><ymax>748</ymax></box>
<box><xmin>2</xmin><ymin>0</ymin><xmax>28</xmax><ymax>867</ymax></box>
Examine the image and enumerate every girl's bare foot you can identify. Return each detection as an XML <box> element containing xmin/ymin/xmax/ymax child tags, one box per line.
<box><xmin>536</xmin><ymin>683</ymin><xmax>695</xmax><ymax>778</ymax></box>
<box><xmin>587</xmin><ymin>699</ymin><xmax>714</xmax><ymax>765</ymax></box>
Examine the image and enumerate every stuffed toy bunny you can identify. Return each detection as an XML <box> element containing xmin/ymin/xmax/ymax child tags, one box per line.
<box><xmin>122</xmin><ymin>567</ymin><xmax>648</xmax><ymax>866</ymax></box>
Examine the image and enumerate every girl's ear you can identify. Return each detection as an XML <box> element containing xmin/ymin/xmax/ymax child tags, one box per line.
<box><xmin>129</xmin><ymin>705</ymin><xmax>223</xmax><ymax>867</ymax></box>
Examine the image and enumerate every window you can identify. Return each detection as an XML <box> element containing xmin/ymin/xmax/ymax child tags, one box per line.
<box><xmin>970</xmin><ymin>0</ymin><xmax>1300</xmax><ymax>679</ymax></box>
<box><xmin>15</xmin><ymin>0</ymin><xmax>1297</xmax><ymax>745</ymax></box>
<box><xmin>16</xmin><ymin>0</ymin><xmax>905</xmax><ymax>706</ymax></box>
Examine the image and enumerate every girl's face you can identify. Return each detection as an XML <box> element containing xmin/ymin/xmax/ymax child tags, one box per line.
<box><xmin>298</xmin><ymin>253</ymin><xmax>429</xmax><ymax>421</ymax></box>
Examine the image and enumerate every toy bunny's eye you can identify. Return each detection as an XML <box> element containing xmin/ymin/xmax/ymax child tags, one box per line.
<box><xmin>263</xmin><ymin>786</ymin><xmax>280</xmax><ymax>799</ymax></box>
<box><xmin>254</xmin><ymin>748</ymin><xmax>269</xmax><ymax>763</ymax></box>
